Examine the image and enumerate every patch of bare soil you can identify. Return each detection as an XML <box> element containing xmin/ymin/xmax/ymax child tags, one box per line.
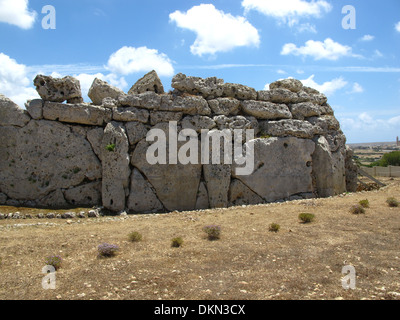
<box><xmin>0</xmin><ymin>179</ymin><xmax>399</xmax><ymax>300</ymax></box>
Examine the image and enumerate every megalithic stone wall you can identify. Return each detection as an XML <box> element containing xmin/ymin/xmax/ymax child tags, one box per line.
<box><xmin>0</xmin><ymin>71</ymin><xmax>358</xmax><ymax>212</ymax></box>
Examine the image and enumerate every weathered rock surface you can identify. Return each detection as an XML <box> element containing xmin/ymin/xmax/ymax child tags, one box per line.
<box><xmin>171</xmin><ymin>73</ymin><xmax>224</xmax><ymax>99</ymax></box>
<box><xmin>64</xmin><ymin>181</ymin><xmax>102</xmax><ymax>207</ymax></box>
<box><xmin>131</xmin><ymin>123</ymin><xmax>202</xmax><ymax>211</ymax></box>
<box><xmin>0</xmin><ymin>193</ymin><xmax>7</xmax><ymax>205</ymax></box>
<box><xmin>25</xmin><ymin>99</ymin><xmax>43</xmax><ymax>120</ymax></box>
<box><xmin>290</xmin><ymin>102</ymin><xmax>322</xmax><ymax>120</ymax></box>
<box><xmin>43</xmin><ymin>102</ymin><xmax>112</xmax><ymax>126</ymax></box>
<box><xmin>125</xmin><ymin>121</ymin><xmax>148</xmax><ymax>145</ymax></box>
<box><xmin>181</xmin><ymin>115</ymin><xmax>216</xmax><ymax>133</ymax></box>
<box><xmin>195</xmin><ymin>182</ymin><xmax>209</xmax><ymax>210</ymax></box>
<box><xmin>208</xmin><ymin>98</ymin><xmax>241</xmax><ymax>116</ymax></box>
<box><xmin>259</xmin><ymin>119</ymin><xmax>317</xmax><ymax>139</ymax></box>
<box><xmin>101</xmin><ymin>122</ymin><xmax>130</xmax><ymax>212</ymax></box>
<box><xmin>118</xmin><ymin>92</ymin><xmax>161</xmax><ymax>110</ymax></box>
<box><xmin>345</xmin><ymin>146</ymin><xmax>358</xmax><ymax>192</ymax></box>
<box><xmin>204</xmin><ymin>163</ymin><xmax>231</xmax><ymax>208</ymax></box>
<box><xmin>127</xmin><ymin>168</ymin><xmax>164</xmax><ymax>213</ymax></box>
<box><xmin>88</xmin><ymin>78</ymin><xmax>125</xmax><ymax>105</ymax></box>
<box><xmin>233</xmin><ymin>137</ymin><xmax>315</xmax><ymax>202</ymax></box>
<box><xmin>160</xmin><ymin>95</ymin><xmax>211</xmax><ymax>115</ymax></box>
<box><xmin>241</xmin><ymin>100</ymin><xmax>292</xmax><ymax>120</ymax></box>
<box><xmin>222</xmin><ymin>83</ymin><xmax>257</xmax><ymax>100</ymax></box>
<box><xmin>150</xmin><ymin>111</ymin><xmax>183</xmax><ymax>126</ymax></box>
<box><xmin>38</xmin><ymin>189</ymin><xmax>68</xmax><ymax>208</ymax></box>
<box><xmin>0</xmin><ymin>120</ymin><xmax>101</xmax><ymax>201</ymax></box>
<box><xmin>128</xmin><ymin>70</ymin><xmax>165</xmax><ymax>95</ymax></box>
<box><xmin>269</xmin><ymin>78</ymin><xmax>304</xmax><ymax>93</ymax></box>
<box><xmin>113</xmin><ymin>106</ymin><xmax>149</xmax><ymax>123</ymax></box>
<box><xmin>0</xmin><ymin>94</ymin><xmax>31</xmax><ymax>127</ymax></box>
<box><xmin>34</xmin><ymin>75</ymin><xmax>83</xmax><ymax>103</ymax></box>
<box><xmin>229</xmin><ymin>179</ymin><xmax>264</xmax><ymax>206</ymax></box>
<box><xmin>312</xmin><ymin>136</ymin><xmax>346</xmax><ymax>197</ymax></box>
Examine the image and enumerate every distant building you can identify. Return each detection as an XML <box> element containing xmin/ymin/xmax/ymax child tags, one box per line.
<box><xmin>397</xmin><ymin>136</ymin><xmax>400</xmax><ymax>147</ymax></box>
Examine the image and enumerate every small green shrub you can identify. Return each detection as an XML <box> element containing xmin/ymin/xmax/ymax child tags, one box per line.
<box><xmin>359</xmin><ymin>199</ymin><xmax>370</xmax><ymax>208</ymax></box>
<box><xmin>128</xmin><ymin>231</ymin><xmax>143</xmax><ymax>242</ymax></box>
<box><xmin>386</xmin><ymin>197</ymin><xmax>399</xmax><ymax>208</ymax></box>
<box><xmin>350</xmin><ymin>204</ymin><xmax>366</xmax><ymax>215</ymax></box>
<box><xmin>298</xmin><ymin>213</ymin><xmax>315</xmax><ymax>223</ymax></box>
<box><xmin>203</xmin><ymin>225</ymin><xmax>221</xmax><ymax>240</ymax></box>
<box><xmin>45</xmin><ymin>255</ymin><xmax>62</xmax><ymax>270</ymax></box>
<box><xmin>171</xmin><ymin>237</ymin><xmax>184</xmax><ymax>248</ymax></box>
<box><xmin>106</xmin><ymin>144</ymin><xmax>116</xmax><ymax>152</ymax></box>
<box><xmin>98</xmin><ymin>243</ymin><xmax>119</xmax><ymax>258</ymax></box>
<box><xmin>269</xmin><ymin>223</ymin><xmax>280</xmax><ymax>233</ymax></box>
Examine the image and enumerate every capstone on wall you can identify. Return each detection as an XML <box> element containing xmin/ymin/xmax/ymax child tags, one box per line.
<box><xmin>0</xmin><ymin>71</ymin><xmax>358</xmax><ymax>212</ymax></box>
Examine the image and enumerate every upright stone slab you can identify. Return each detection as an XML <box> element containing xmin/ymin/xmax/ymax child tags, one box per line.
<box><xmin>131</xmin><ymin>123</ymin><xmax>202</xmax><ymax>211</ymax></box>
<box><xmin>233</xmin><ymin>137</ymin><xmax>315</xmax><ymax>202</ymax></box>
<box><xmin>128</xmin><ymin>70</ymin><xmax>165</xmax><ymax>95</ymax></box>
<box><xmin>312</xmin><ymin>136</ymin><xmax>346</xmax><ymax>197</ymax></box>
<box><xmin>101</xmin><ymin>122</ymin><xmax>130</xmax><ymax>212</ymax></box>
<box><xmin>0</xmin><ymin>94</ymin><xmax>31</xmax><ymax>127</ymax></box>
<box><xmin>0</xmin><ymin>120</ymin><xmax>101</xmax><ymax>202</ymax></box>
<box><xmin>127</xmin><ymin>168</ymin><xmax>164</xmax><ymax>213</ymax></box>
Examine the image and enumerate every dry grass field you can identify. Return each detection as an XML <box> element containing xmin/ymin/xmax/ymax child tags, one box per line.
<box><xmin>0</xmin><ymin>178</ymin><xmax>400</xmax><ymax>300</ymax></box>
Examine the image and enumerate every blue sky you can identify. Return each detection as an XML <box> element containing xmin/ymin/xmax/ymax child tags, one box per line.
<box><xmin>0</xmin><ymin>0</ymin><xmax>399</xmax><ymax>143</ymax></box>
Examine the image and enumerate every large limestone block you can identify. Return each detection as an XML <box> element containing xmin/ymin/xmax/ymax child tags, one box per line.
<box><xmin>125</xmin><ymin>121</ymin><xmax>148</xmax><ymax>145</ymax></box>
<box><xmin>88</xmin><ymin>78</ymin><xmax>125</xmax><ymax>105</ymax></box>
<box><xmin>233</xmin><ymin>137</ymin><xmax>315</xmax><ymax>202</ymax></box>
<box><xmin>34</xmin><ymin>75</ymin><xmax>83</xmax><ymax>103</ymax></box>
<box><xmin>150</xmin><ymin>111</ymin><xmax>183</xmax><ymax>126</ymax></box>
<box><xmin>171</xmin><ymin>73</ymin><xmax>224</xmax><ymax>99</ymax></box>
<box><xmin>0</xmin><ymin>120</ymin><xmax>102</xmax><ymax>201</ymax></box>
<box><xmin>128</xmin><ymin>70</ymin><xmax>165</xmax><ymax>95</ymax></box>
<box><xmin>131</xmin><ymin>123</ymin><xmax>202</xmax><ymax>211</ymax></box>
<box><xmin>87</xmin><ymin>127</ymin><xmax>104</xmax><ymax>160</ymax></box>
<box><xmin>195</xmin><ymin>181</ymin><xmax>209</xmax><ymax>210</ymax></box>
<box><xmin>222</xmin><ymin>83</ymin><xmax>257</xmax><ymax>100</ymax></box>
<box><xmin>127</xmin><ymin>168</ymin><xmax>164</xmax><ymax>213</ymax></box>
<box><xmin>118</xmin><ymin>92</ymin><xmax>161</xmax><ymax>110</ymax></box>
<box><xmin>64</xmin><ymin>181</ymin><xmax>102</xmax><ymax>207</ymax></box>
<box><xmin>101</xmin><ymin>122</ymin><xmax>131</xmax><ymax>212</ymax></box>
<box><xmin>269</xmin><ymin>78</ymin><xmax>304</xmax><ymax>93</ymax></box>
<box><xmin>289</xmin><ymin>102</ymin><xmax>322</xmax><ymax>120</ymax></box>
<box><xmin>208</xmin><ymin>98</ymin><xmax>241</xmax><ymax>116</ymax></box>
<box><xmin>37</xmin><ymin>189</ymin><xmax>68</xmax><ymax>208</ymax></box>
<box><xmin>312</xmin><ymin>136</ymin><xmax>346</xmax><ymax>197</ymax></box>
<box><xmin>25</xmin><ymin>99</ymin><xmax>43</xmax><ymax>120</ymax></box>
<box><xmin>43</xmin><ymin>102</ymin><xmax>112</xmax><ymax>126</ymax></box>
<box><xmin>181</xmin><ymin>115</ymin><xmax>216</xmax><ymax>133</ymax></box>
<box><xmin>241</xmin><ymin>100</ymin><xmax>292</xmax><ymax>120</ymax></box>
<box><xmin>113</xmin><ymin>106</ymin><xmax>149</xmax><ymax>123</ymax></box>
<box><xmin>203</xmin><ymin>163</ymin><xmax>231</xmax><ymax>208</ymax></box>
<box><xmin>308</xmin><ymin>115</ymin><xmax>341</xmax><ymax>134</ymax></box>
<box><xmin>345</xmin><ymin>146</ymin><xmax>358</xmax><ymax>192</ymax></box>
<box><xmin>258</xmin><ymin>88</ymin><xmax>300</xmax><ymax>104</ymax></box>
<box><xmin>0</xmin><ymin>94</ymin><xmax>31</xmax><ymax>127</ymax></box>
<box><xmin>259</xmin><ymin>119</ymin><xmax>317</xmax><ymax>139</ymax></box>
<box><xmin>229</xmin><ymin>179</ymin><xmax>264</xmax><ymax>206</ymax></box>
<box><xmin>160</xmin><ymin>95</ymin><xmax>211</xmax><ymax>115</ymax></box>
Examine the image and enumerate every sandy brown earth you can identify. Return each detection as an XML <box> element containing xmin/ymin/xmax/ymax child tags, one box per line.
<box><xmin>0</xmin><ymin>178</ymin><xmax>399</xmax><ymax>300</ymax></box>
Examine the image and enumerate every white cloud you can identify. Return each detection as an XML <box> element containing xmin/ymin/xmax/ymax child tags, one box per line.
<box><xmin>242</xmin><ymin>0</ymin><xmax>332</xmax><ymax>26</ymax></box>
<box><xmin>0</xmin><ymin>0</ymin><xmax>36</xmax><ymax>29</ymax></box>
<box><xmin>300</xmin><ymin>74</ymin><xmax>348</xmax><ymax>96</ymax></box>
<box><xmin>281</xmin><ymin>38</ymin><xmax>361</xmax><ymax>60</ymax></box>
<box><xmin>350</xmin><ymin>82</ymin><xmax>364</xmax><ymax>93</ymax></box>
<box><xmin>169</xmin><ymin>4</ymin><xmax>260</xmax><ymax>57</ymax></box>
<box><xmin>107</xmin><ymin>46</ymin><xmax>174</xmax><ymax>77</ymax></box>
<box><xmin>0</xmin><ymin>52</ymin><xmax>38</xmax><ymax>107</ymax></box>
<box><xmin>296</xmin><ymin>22</ymin><xmax>317</xmax><ymax>33</ymax></box>
<box><xmin>341</xmin><ymin>112</ymin><xmax>400</xmax><ymax>132</ymax></box>
<box><xmin>360</xmin><ymin>34</ymin><xmax>374</xmax><ymax>41</ymax></box>
<box><xmin>395</xmin><ymin>21</ymin><xmax>400</xmax><ymax>33</ymax></box>
<box><xmin>277</xmin><ymin>69</ymin><xmax>287</xmax><ymax>75</ymax></box>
